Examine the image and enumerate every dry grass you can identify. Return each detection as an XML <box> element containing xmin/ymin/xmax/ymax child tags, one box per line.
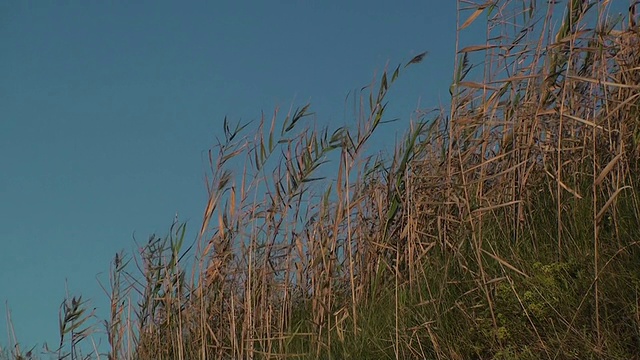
<box><xmin>3</xmin><ymin>1</ymin><xmax>640</xmax><ymax>359</ymax></box>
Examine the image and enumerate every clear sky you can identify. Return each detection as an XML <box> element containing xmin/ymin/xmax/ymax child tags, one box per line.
<box><xmin>0</xmin><ymin>0</ymin><xmax>573</xmax><ymax>353</ymax></box>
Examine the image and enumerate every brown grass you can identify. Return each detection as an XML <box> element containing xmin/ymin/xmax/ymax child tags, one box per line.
<box><xmin>4</xmin><ymin>1</ymin><xmax>640</xmax><ymax>359</ymax></box>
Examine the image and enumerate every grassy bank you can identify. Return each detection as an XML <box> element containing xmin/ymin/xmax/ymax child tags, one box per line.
<box><xmin>4</xmin><ymin>1</ymin><xmax>640</xmax><ymax>359</ymax></box>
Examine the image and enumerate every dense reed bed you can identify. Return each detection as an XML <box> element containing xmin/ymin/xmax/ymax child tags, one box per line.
<box><xmin>4</xmin><ymin>1</ymin><xmax>640</xmax><ymax>359</ymax></box>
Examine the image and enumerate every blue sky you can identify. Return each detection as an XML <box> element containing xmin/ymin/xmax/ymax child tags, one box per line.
<box><xmin>0</xmin><ymin>1</ymin><xmax>461</xmax><ymax>351</ymax></box>
<box><xmin>4</xmin><ymin>0</ymin><xmax>629</xmax><ymax>354</ymax></box>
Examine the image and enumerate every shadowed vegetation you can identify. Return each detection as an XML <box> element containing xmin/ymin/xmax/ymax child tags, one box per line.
<box><xmin>3</xmin><ymin>1</ymin><xmax>640</xmax><ymax>359</ymax></box>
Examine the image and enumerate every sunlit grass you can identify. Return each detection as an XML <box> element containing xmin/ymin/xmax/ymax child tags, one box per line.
<box><xmin>3</xmin><ymin>1</ymin><xmax>640</xmax><ymax>359</ymax></box>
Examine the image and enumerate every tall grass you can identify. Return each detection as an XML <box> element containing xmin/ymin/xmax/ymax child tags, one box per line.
<box><xmin>3</xmin><ymin>0</ymin><xmax>640</xmax><ymax>358</ymax></box>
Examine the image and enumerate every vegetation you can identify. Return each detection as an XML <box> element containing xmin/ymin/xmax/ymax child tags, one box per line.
<box><xmin>3</xmin><ymin>1</ymin><xmax>640</xmax><ymax>358</ymax></box>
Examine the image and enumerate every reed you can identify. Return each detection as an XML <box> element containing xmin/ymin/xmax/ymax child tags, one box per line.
<box><xmin>4</xmin><ymin>1</ymin><xmax>640</xmax><ymax>358</ymax></box>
